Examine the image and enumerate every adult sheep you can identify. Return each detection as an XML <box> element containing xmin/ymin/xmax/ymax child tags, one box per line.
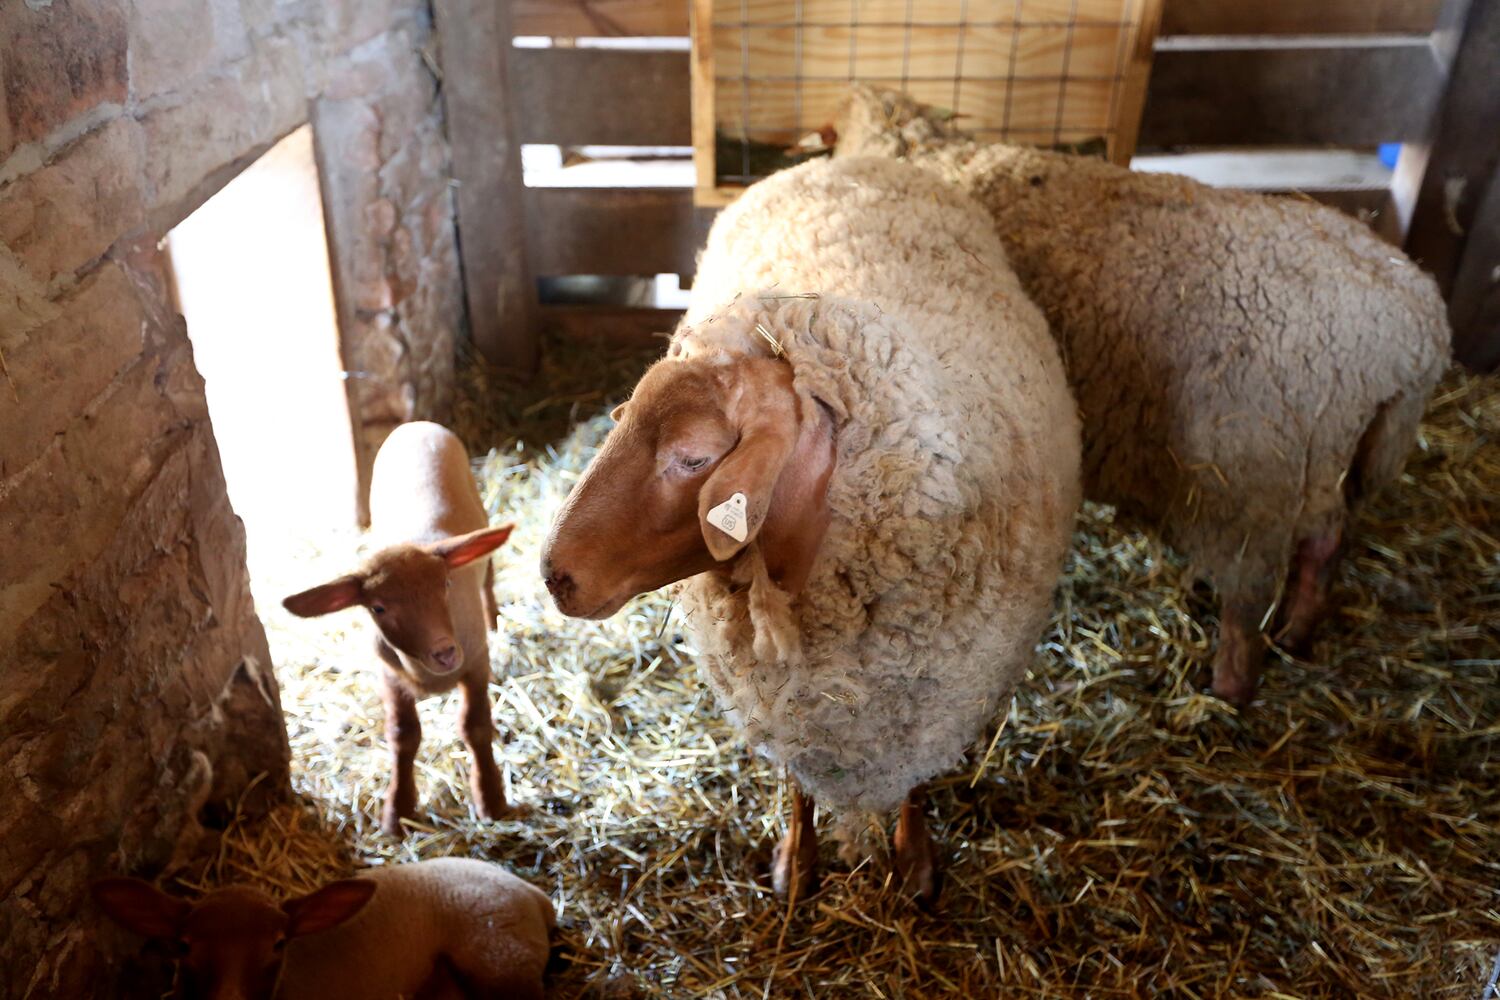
<box><xmin>835</xmin><ymin>86</ymin><xmax>1452</xmax><ymax>704</ymax></box>
<box><xmin>541</xmin><ymin>157</ymin><xmax>1081</xmax><ymax>903</ymax></box>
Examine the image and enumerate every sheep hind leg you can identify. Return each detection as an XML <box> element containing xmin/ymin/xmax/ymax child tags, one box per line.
<box><xmin>1273</xmin><ymin>526</ymin><xmax>1344</xmax><ymax>655</ymax></box>
<box><xmin>1212</xmin><ymin>592</ymin><xmax>1274</xmax><ymax>708</ymax></box>
<box><xmin>770</xmin><ymin>783</ymin><xmax>818</xmax><ymax>902</ymax></box>
<box><xmin>893</xmin><ymin>786</ymin><xmax>942</xmax><ymax>908</ymax></box>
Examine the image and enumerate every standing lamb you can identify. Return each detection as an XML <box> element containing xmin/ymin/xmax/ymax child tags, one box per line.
<box><xmin>835</xmin><ymin>86</ymin><xmax>1452</xmax><ymax>704</ymax></box>
<box><xmin>282</xmin><ymin>421</ymin><xmax>516</xmax><ymax>836</ymax></box>
<box><xmin>541</xmin><ymin>156</ymin><xmax>1081</xmax><ymax>903</ymax></box>
<box><xmin>92</xmin><ymin>857</ymin><xmax>555</xmax><ymax>1000</ymax></box>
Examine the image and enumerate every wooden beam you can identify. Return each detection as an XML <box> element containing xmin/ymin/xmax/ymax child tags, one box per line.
<box><xmin>509</xmin><ymin>42</ymin><xmax>1447</xmax><ymax>152</ymax></box>
<box><xmin>1403</xmin><ymin>0</ymin><xmax>1500</xmax><ymax>367</ymax></box>
<box><xmin>524</xmin><ymin>187</ymin><xmax>717</xmax><ymax>276</ymax></box>
<box><xmin>1161</xmin><ymin>0</ymin><xmax>1445</xmax><ymax>36</ymax></box>
<box><xmin>541</xmin><ymin>305</ymin><xmax>681</xmax><ymax>345</ymax></box>
<box><xmin>1139</xmin><ymin>41</ymin><xmax>1445</xmax><ymax>147</ymax></box>
<box><xmin>511</xmin><ymin>0</ymin><xmax>1448</xmax><ymax>41</ymax></box>
<box><xmin>513</xmin><ymin>0</ymin><xmax>689</xmax><ymax>37</ymax></box>
<box><xmin>513</xmin><ymin>47</ymin><xmax>691</xmax><ymax>146</ymax></box>
<box><xmin>434</xmin><ymin>0</ymin><xmax>538</xmax><ymax>371</ymax></box>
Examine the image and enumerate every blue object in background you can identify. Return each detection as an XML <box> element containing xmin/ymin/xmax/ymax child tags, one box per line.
<box><xmin>1378</xmin><ymin>143</ymin><xmax>1402</xmax><ymax>169</ymax></box>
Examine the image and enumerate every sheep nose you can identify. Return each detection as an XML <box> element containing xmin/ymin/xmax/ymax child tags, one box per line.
<box><xmin>543</xmin><ymin>567</ymin><xmax>574</xmax><ymax>600</ymax></box>
<box><xmin>432</xmin><ymin>643</ymin><xmax>461</xmax><ymax>672</ymax></box>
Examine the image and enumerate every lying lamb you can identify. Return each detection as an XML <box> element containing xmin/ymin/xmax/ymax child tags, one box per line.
<box><xmin>834</xmin><ymin>86</ymin><xmax>1452</xmax><ymax>704</ymax></box>
<box><xmin>93</xmin><ymin>857</ymin><xmax>555</xmax><ymax>999</ymax></box>
<box><xmin>542</xmin><ymin>156</ymin><xmax>1081</xmax><ymax>903</ymax></box>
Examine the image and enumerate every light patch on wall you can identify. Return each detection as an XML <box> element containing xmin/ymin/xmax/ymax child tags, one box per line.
<box><xmin>168</xmin><ymin>124</ymin><xmax>360</xmax><ymax>604</ymax></box>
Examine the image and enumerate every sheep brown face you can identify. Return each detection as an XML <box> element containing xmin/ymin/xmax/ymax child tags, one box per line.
<box><xmin>542</xmin><ymin>353</ymin><xmax>821</xmax><ymax>620</ymax></box>
<box><xmin>92</xmin><ymin>878</ymin><xmax>376</xmax><ymax>1000</ymax></box>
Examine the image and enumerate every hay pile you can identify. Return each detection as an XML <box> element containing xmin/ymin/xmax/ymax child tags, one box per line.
<box><xmin>214</xmin><ymin>332</ymin><xmax>1499</xmax><ymax>999</ymax></box>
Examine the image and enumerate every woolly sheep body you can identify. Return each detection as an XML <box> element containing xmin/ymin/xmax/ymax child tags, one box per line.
<box><xmin>836</xmin><ymin>89</ymin><xmax>1451</xmax><ymax>673</ymax></box>
<box><xmin>672</xmin><ymin>157</ymin><xmax>1081</xmax><ymax>819</ymax></box>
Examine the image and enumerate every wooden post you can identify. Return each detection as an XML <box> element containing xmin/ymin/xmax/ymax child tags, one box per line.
<box><xmin>432</xmin><ymin>0</ymin><xmax>538</xmax><ymax>373</ymax></box>
<box><xmin>1403</xmin><ymin>0</ymin><xmax>1500</xmax><ymax>368</ymax></box>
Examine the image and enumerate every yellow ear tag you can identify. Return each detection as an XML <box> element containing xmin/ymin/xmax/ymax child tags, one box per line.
<box><xmin>706</xmin><ymin>493</ymin><xmax>749</xmax><ymax>543</ymax></box>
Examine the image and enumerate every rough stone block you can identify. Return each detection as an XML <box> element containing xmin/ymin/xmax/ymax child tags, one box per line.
<box><xmin>128</xmin><ymin>0</ymin><xmax>217</xmax><ymax>98</ymax></box>
<box><xmin>0</xmin><ymin>0</ymin><xmax>128</xmax><ymax>156</ymax></box>
<box><xmin>0</xmin><ymin>118</ymin><xmax>145</xmax><ymax>286</ymax></box>
<box><xmin>0</xmin><ymin>263</ymin><xmax>145</xmax><ymax>479</ymax></box>
<box><xmin>141</xmin><ymin>35</ymin><xmax>306</xmax><ymax>219</ymax></box>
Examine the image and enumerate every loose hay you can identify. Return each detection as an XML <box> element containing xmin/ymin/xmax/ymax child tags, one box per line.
<box><xmin>213</xmin><ymin>335</ymin><xmax>1499</xmax><ymax>999</ymax></box>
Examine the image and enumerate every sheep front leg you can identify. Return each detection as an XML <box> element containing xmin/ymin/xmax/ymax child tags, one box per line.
<box><xmin>770</xmin><ymin>782</ymin><xmax>818</xmax><ymax>901</ymax></box>
<box><xmin>459</xmin><ymin>669</ymin><xmax>510</xmax><ymax>820</ymax></box>
<box><xmin>483</xmin><ymin>558</ymin><xmax>500</xmax><ymax>632</ymax></box>
<box><xmin>381</xmin><ymin>669</ymin><xmax>422</xmax><ymax>838</ymax></box>
<box><xmin>893</xmin><ymin>786</ymin><xmax>941</xmax><ymax>907</ymax></box>
<box><xmin>1273</xmin><ymin>527</ymin><xmax>1344</xmax><ymax>654</ymax></box>
<box><xmin>1212</xmin><ymin>593</ymin><xmax>1273</xmax><ymax>708</ymax></box>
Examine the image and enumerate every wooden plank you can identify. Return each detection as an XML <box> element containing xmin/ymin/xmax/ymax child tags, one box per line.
<box><xmin>524</xmin><ymin>187</ymin><xmax>718</xmax><ymax>275</ymax></box>
<box><xmin>1161</xmin><ymin>0</ymin><xmax>1445</xmax><ymax>37</ymax></box>
<box><xmin>1449</xmin><ymin>164</ymin><xmax>1500</xmax><ymax>369</ymax></box>
<box><xmin>512</xmin><ymin>0</ymin><xmax>689</xmax><ymax>37</ymax></box>
<box><xmin>1405</xmin><ymin>0</ymin><xmax>1500</xmax><ymax>368</ymax></box>
<box><xmin>1139</xmin><ymin>42</ymin><xmax>1445</xmax><ymax>147</ymax></box>
<box><xmin>542</xmin><ymin>305</ymin><xmax>682</xmax><ymax>345</ymax></box>
<box><xmin>1109</xmin><ymin>0</ymin><xmax>1163</xmax><ymax>163</ymax></box>
<box><xmin>513</xmin><ymin>40</ymin><xmax>1445</xmax><ymax>153</ymax></box>
<box><xmin>691</xmin><ymin>0</ymin><xmax>718</xmax><ymax>202</ymax></box>
<box><xmin>513</xmin><ymin>47</ymin><xmax>691</xmax><ymax>146</ymax></box>
<box><xmin>434</xmin><ymin>0</ymin><xmax>537</xmax><ymax>371</ymax></box>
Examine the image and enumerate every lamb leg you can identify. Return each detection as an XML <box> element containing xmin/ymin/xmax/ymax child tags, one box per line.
<box><xmin>770</xmin><ymin>782</ymin><xmax>818</xmax><ymax>901</ymax></box>
<box><xmin>381</xmin><ymin>668</ymin><xmax>422</xmax><ymax>838</ymax></box>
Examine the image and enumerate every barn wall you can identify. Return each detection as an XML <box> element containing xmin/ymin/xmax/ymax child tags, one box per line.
<box><xmin>0</xmin><ymin>0</ymin><xmax>463</xmax><ymax>996</ymax></box>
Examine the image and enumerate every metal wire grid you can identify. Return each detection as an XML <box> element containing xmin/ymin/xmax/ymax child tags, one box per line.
<box><xmin>716</xmin><ymin>0</ymin><xmax>1140</xmax><ymax>184</ymax></box>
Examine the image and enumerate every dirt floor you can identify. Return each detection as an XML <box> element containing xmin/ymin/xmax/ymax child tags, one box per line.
<box><xmin>201</xmin><ymin>333</ymin><xmax>1498</xmax><ymax>999</ymax></box>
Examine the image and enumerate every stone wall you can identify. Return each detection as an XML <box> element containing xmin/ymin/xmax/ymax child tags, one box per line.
<box><xmin>0</xmin><ymin>0</ymin><xmax>464</xmax><ymax>995</ymax></box>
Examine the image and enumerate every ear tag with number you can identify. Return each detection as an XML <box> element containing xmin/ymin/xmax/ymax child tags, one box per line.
<box><xmin>706</xmin><ymin>493</ymin><xmax>749</xmax><ymax>543</ymax></box>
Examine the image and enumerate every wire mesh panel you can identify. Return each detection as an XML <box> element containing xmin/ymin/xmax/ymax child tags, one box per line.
<box><xmin>690</xmin><ymin>0</ymin><xmax>1163</xmax><ymax>203</ymax></box>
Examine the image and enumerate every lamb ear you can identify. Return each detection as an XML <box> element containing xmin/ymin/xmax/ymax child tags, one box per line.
<box><xmin>610</xmin><ymin>401</ymin><xmax>628</xmax><ymax>422</ymax></box>
<box><xmin>429</xmin><ymin>525</ymin><xmax>514</xmax><ymax>569</ymax></box>
<box><xmin>282</xmin><ymin>576</ymin><xmax>363</xmax><ymax>617</ymax></box>
<box><xmin>91</xmin><ymin>879</ymin><xmax>191</xmax><ymax>941</ymax></box>
<box><xmin>283</xmin><ymin>880</ymin><xmax>377</xmax><ymax>938</ymax></box>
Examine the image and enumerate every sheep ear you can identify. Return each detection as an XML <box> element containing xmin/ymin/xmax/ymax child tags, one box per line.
<box><xmin>610</xmin><ymin>401</ymin><xmax>628</xmax><ymax>422</ymax></box>
<box><xmin>282</xmin><ymin>576</ymin><xmax>363</xmax><ymax>617</ymax></box>
<box><xmin>429</xmin><ymin>525</ymin><xmax>513</xmax><ymax>569</ymax></box>
<box><xmin>91</xmin><ymin>879</ymin><xmax>191</xmax><ymax>941</ymax></box>
<box><xmin>283</xmin><ymin>880</ymin><xmax>376</xmax><ymax>938</ymax></box>
<box><xmin>698</xmin><ymin>364</ymin><xmax>799</xmax><ymax>562</ymax></box>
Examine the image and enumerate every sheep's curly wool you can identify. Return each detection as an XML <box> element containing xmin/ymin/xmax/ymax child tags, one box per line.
<box><xmin>835</xmin><ymin>87</ymin><xmax>1451</xmax><ymax>611</ymax></box>
<box><xmin>670</xmin><ymin>157</ymin><xmax>1081</xmax><ymax>819</ymax></box>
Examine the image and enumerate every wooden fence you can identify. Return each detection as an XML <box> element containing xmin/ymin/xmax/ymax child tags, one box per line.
<box><xmin>435</xmin><ymin>0</ymin><xmax>1500</xmax><ymax>371</ymax></box>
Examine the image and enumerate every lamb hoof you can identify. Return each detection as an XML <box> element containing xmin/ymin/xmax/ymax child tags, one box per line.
<box><xmin>770</xmin><ymin>833</ymin><xmax>818</xmax><ymax>902</ymax></box>
<box><xmin>380</xmin><ymin>809</ymin><xmax>409</xmax><ymax>839</ymax></box>
<box><xmin>479</xmin><ymin>800</ymin><xmax>530</xmax><ymax>822</ymax></box>
<box><xmin>1210</xmin><ymin>662</ymin><xmax>1257</xmax><ymax>708</ymax></box>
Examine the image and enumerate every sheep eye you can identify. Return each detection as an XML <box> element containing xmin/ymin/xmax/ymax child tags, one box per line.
<box><xmin>680</xmin><ymin>456</ymin><xmax>711</xmax><ymax>472</ymax></box>
<box><xmin>371</xmin><ymin>602</ymin><xmax>387</xmax><ymax>616</ymax></box>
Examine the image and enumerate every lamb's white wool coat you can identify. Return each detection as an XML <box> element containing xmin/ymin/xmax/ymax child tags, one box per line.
<box><xmin>672</xmin><ymin>157</ymin><xmax>1081</xmax><ymax>818</ymax></box>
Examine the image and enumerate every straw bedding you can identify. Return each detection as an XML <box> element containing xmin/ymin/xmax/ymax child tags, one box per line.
<box><xmin>198</xmin><ymin>333</ymin><xmax>1498</xmax><ymax>999</ymax></box>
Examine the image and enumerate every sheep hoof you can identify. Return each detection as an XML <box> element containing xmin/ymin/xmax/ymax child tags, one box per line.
<box><xmin>894</xmin><ymin>792</ymin><xmax>942</xmax><ymax>909</ymax></box>
<box><xmin>770</xmin><ymin>831</ymin><xmax>818</xmax><ymax>902</ymax></box>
